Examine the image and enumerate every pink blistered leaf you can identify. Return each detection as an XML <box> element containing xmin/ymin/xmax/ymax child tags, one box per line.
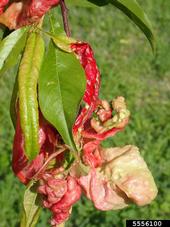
<box><xmin>51</xmin><ymin>176</ymin><xmax>81</xmax><ymax>211</ymax></box>
<box><xmin>79</xmin><ymin>145</ymin><xmax>157</xmax><ymax>210</ymax></box>
<box><xmin>90</xmin><ymin>169</ymin><xmax>129</xmax><ymax>210</ymax></box>
<box><xmin>77</xmin><ymin>170</ymin><xmax>91</xmax><ymax>199</ymax></box>
<box><xmin>79</xmin><ymin>168</ymin><xmax>128</xmax><ymax>211</ymax></box>
<box><xmin>48</xmin><ymin>176</ymin><xmax>81</xmax><ymax>225</ymax></box>
<box><xmin>102</xmin><ymin>145</ymin><xmax>158</xmax><ymax>206</ymax></box>
<box><xmin>81</xmin><ymin>138</ymin><xmax>129</xmax><ymax>168</ymax></box>
<box><xmin>38</xmin><ymin>172</ymin><xmax>82</xmax><ymax>225</ymax></box>
<box><xmin>38</xmin><ymin>175</ymin><xmax>68</xmax><ymax>208</ymax></box>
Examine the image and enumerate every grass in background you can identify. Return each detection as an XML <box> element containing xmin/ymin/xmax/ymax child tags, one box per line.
<box><xmin>0</xmin><ymin>0</ymin><xmax>170</xmax><ymax>226</ymax></box>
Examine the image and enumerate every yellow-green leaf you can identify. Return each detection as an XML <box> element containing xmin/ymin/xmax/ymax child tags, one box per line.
<box><xmin>20</xmin><ymin>181</ymin><xmax>41</xmax><ymax>227</ymax></box>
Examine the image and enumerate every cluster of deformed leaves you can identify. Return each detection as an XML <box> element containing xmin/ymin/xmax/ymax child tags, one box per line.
<box><xmin>0</xmin><ymin>0</ymin><xmax>158</xmax><ymax>227</ymax></box>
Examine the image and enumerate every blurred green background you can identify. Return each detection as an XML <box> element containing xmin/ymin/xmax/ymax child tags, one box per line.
<box><xmin>0</xmin><ymin>0</ymin><xmax>170</xmax><ymax>226</ymax></box>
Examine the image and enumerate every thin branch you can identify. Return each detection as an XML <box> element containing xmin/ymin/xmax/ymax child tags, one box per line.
<box><xmin>60</xmin><ymin>0</ymin><xmax>71</xmax><ymax>37</ymax></box>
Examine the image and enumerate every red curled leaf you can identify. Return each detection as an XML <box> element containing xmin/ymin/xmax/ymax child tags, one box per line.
<box><xmin>81</xmin><ymin>124</ymin><xmax>127</xmax><ymax>169</ymax></box>
<box><xmin>71</xmin><ymin>43</ymin><xmax>100</xmax><ymax>136</ymax></box>
<box><xmin>82</xmin><ymin>118</ymin><xmax>129</xmax><ymax>141</ymax></box>
<box><xmin>17</xmin><ymin>0</ymin><xmax>60</xmax><ymax>27</ymax></box>
<box><xmin>0</xmin><ymin>0</ymin><xmax>9</xmax><ymax>15</ymax></box>
<box><xmin>82</xmin><ymin>140</ymin><xmax>102</xmax><ymax>168</ymax></box>
<box><xmin>81</xmin><ymin>122</ymin><xmax>128</xmax><ymax>168</ymax></box>
<box><xmin>12</xmin><ymin>112</ymin><xmax>60</xmax><ymax>184</ymax></box>
<box><xmin>0</xmin><ymin>0</ymin><xmax>60</xmax><ymax>29</ymax></box>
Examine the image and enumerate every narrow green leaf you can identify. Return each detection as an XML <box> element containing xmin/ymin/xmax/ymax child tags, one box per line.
<box><xmin>39</xmin><ymin>41</ymin><xmax>86</xmax><ymax>150</ymax></box>
<box><xmin>110</xmin><ymin>0</ymin><xmax>155</xmax><ymax>51</ymax></box>
<box><xmin>18</xmin><ymin>32</ymin><xmax>45</xmax><ymax>160</ymax></box>
<box><xmin>20</xmin><ymin>181</ymin><xmax>41</xmax><ymax>227</ymax></box>
<box><xmin>0</xmin><ymin>27</ymin><xmax>28</xmax><ymax>76</ymax></box>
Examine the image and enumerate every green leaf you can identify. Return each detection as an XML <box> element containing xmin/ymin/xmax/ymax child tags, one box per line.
<box><xmin>0</xmin><ymin>27</ymin><xmax>28</xmax><ymax>76</ymax></box>
<box><xmin>110</xmin><ymin>0</ymin><xmax>155</xmax><ymax>51</ymax></box>
<box><xmin>39</xmin><ymin>41</ymin><xmax>86</xmax><ymax>150</ymax></box>
<box><xmin>20</xmin><ymin>181</ymin><xmax>41</xmax><ymax>227</ymax></box>
<box><xmin>18</xmin><ymin>32</ymin><xmax>45</xmax><ymax>160</ymax></box>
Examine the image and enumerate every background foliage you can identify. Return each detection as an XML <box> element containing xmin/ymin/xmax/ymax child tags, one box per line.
<box><xmin>0</xmin><ymin>0</ymin><xmax>170</xmax><ymax>226</ymax></box>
